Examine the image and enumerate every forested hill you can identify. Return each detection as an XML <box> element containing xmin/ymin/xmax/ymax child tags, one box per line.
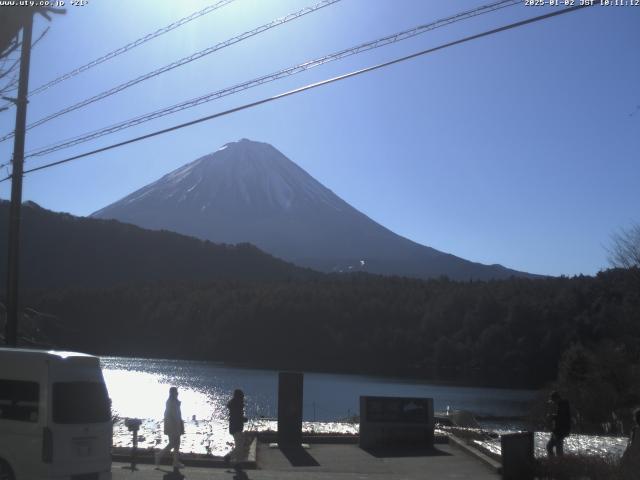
<box><xmin>3</xmin><ymin>201</ymin><xmax>639</xmax><ymax>392</ymax></box>
<box><xmin>23</xmin><ymin>268</ymin><xmax>640</xmax><ymax>389</ymax></box>
<box><xmin>0</xmin><ymin>201</ymin><xmax>314</xmax><ymax>290</ymax></box>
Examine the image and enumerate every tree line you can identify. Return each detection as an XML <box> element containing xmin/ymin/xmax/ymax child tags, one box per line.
<box><xmin>18</xmin><ymin>268</ymin><xmax>640</xmax><ymax>397</ymax></box>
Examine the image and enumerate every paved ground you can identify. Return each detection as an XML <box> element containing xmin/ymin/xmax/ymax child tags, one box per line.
<box><xmin>112</xmin><ymin>442</ymin><xmax>499</xmax><ymax>480</ymax></box>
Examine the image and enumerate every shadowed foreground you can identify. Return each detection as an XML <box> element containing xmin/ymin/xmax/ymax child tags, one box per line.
<box><xmin>112</xmin><ymin>442</ymin><xmax>498</xmax><ymax>480</ymax></box>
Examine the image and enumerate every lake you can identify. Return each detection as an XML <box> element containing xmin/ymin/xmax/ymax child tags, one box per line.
<box><xmin>102</xmin><ymin>356</ymin><xmax>535</xmax><ymax>456</ymax></box>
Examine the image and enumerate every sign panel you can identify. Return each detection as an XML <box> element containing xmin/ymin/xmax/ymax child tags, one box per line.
<box><xmin>365</xmin><ymin>397</ymin><xmax>430</xmax><ymax>423</ymax></box>
<box><xmin>359</xmin><ymin>395</ymin><xmax>435</xmax><ymax>449</ymax></box>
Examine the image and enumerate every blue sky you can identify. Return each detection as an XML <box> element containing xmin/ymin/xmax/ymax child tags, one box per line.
<box><xmin>0</xmin><ymin>0</ymin><xmax>638</xmax><ymax>277</ymax></box>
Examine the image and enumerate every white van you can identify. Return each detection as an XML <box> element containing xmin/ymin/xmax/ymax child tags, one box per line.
<box><xmin>0</xmin><ymin>348</ymin><xmax>112</xmax><ymax>480</ymax></box>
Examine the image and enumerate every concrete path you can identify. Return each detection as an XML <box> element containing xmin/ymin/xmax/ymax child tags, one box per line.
<box><xmin>112</xmin><ymin>442</ymin><xmax>499</xmax><ymax>480</ymax></box>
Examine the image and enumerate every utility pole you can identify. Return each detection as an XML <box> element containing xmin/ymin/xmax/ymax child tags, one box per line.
<box><xmin>5</xmin><ymin>12</ymin><xmax>34</xmax><ymax>347</ymax></box>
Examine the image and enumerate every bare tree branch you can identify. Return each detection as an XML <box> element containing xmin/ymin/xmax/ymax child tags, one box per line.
<box><xmin>0</xmin><ymin>75</ymin><xmax>18</xmax><ymax>93</ymax></box>
<box><xmin>0</xmin><ymin>39</ymin><xmax>20</xmax><ymax>60</ymax></box>
<box><xmin>608</xmin><ymin>224</ymin><xmax>640</xmax><ymax>269</ymax></box>
<box><xmin>31</xmin><ymin>25</ymin><xmax>49</xmax><ymax>49</ymax></box>
<box><xmin>0</xmin><ymin>57</ymin><xmax>20</xmax><ymax>80</ymax></box>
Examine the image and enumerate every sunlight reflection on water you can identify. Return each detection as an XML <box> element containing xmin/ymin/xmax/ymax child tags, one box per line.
<box><xmin>102</xmin><ymin>361</ymin><xmax>236</xmax><ymax>456</ymax></box>
<box><xmin>102</xmin><ymin>357</ymin><xmax>358</xmax><ymax>455</ymax></box>
<box><xmin>101</xmin><ymin>356</ymin><xmax>549</xmax><ymax>456</ymax></box>
<box><xmin>103</xmin><ymin>368</ymin><xmax>221</xmax><ymax>422</ymax></box>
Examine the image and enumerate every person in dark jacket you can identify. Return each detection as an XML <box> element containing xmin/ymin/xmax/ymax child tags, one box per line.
<box><xmin>546</xmin><ymin>391</ymin><xmax>571</xmax><ymax>456</ymax></box>
<box><xmin>621</xmin><ymin>408</ymin><xmax>640</xmax><ymax>474</ymax></box>
<box><xmin>224</xmin><ymin>389</ymin><xmax>247</xmax><ymax>465</ymax></box>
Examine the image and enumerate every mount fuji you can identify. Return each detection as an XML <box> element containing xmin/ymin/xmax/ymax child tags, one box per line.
<box><xmin>92</xmin><ymin>139</ymin><xmax>532</xmax><ymax>280</ymax></box>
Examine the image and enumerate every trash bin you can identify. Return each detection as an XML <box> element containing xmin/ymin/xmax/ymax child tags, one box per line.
<box><xmin>501</xmin><ymin>431</ymin><xmax>534</xmax><ymax>480</ymax></box>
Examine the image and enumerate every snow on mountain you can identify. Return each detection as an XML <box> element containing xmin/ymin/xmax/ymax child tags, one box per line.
<box><xmin>92</xmin><ymin>139</ymin><xmax>533</xmax><ymax>280</ymax></box>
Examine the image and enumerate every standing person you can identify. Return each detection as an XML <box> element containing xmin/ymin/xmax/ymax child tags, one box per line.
<box><xmin>546</xmin><ymin>391</ymin><xmax>571</xmax><ymax>456</ymax></box>
<box><xmin>224</xmin><ymin>389</ymin><xmax>247</xmax><ymax>466</ymax></box>
<box><xmin>621</xmin><ymin>409</ymin><xmax>640</xmax><ymax>474</ymax></box>
<box><xmin>155</xmin><ymin>387</ymin><xmax>185</xmax><ymax>469</ymax></box>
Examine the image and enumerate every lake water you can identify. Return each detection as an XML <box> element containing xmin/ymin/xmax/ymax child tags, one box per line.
<box><xmin>102</xmin><ymin>356</ymin><xmax>535</xmax><ymax>456</ymax></box>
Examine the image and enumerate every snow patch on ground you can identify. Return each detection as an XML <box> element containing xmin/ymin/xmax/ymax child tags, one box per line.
<box><xmin>237</xmin><ymin>177</ymin><xmax>251</xmax><ymax>205</ymax></box>
<box><xmin>186</xmin><ymin>179</ymin><xmax>201</xmax><ymax>193</ymax></box>
<box><xmin>267</xmin><ymin>173</ymin><xmax>293</xmax><ymax>210</ymax></box>
<box><xmin>165</xmin><ymin>162</ymin><xmax>198</xmax><ymax>184</ymax></box>
<box><xmin>124</xmin><ymin>188</ymin><xmax>154</xmax><ymax>204</ymax></box>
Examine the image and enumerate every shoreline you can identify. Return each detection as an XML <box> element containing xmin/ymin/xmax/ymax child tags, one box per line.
<box><xmin>99</xmin><ymin>354</ymin><xmax>541</xmax><ymax>392</ymax></box>
<box><xmin>113</xmin><ymin>415</ymin><xmax>629</xmax><ymax>461</ymax></box>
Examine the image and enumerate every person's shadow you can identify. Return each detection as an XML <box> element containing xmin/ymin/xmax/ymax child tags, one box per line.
<box><xmin>225</xmin><ymin>466</ymin><xmax>251</xmax><ymax>479</ymax></box>
<box><xmin>232</xmin><ymin>466</ymin><xmax>250</xmax><ymax>480</ymax></box>
<box><xmin>162</xmin><ymin>468</ymin><xmax>185</xmax><ymax>480</ymax></box>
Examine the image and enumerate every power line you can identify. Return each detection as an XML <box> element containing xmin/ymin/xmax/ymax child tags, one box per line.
<box><xmin>0</xmin><ymin>0</ymin><xmax>342</xmax><ymax>143</ymax></box>
<box><xmin>0</xmin><ymin>1</ymin><xmax>595</xmax><ymax>184</ymax></box>
<box><xmin>23</xmin><ymin>0</ymin><xmax>519</xmax><ymax>160</ymax></box>
<box><xmin>27</xmin><ymin>0</ymin><xmax>236</xmax><ymax>97</ymax></box>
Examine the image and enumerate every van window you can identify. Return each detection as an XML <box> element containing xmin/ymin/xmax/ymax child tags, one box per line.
<box><xmin>0</xmin><ymin>379</ymin><xmax>40</xmax><ymax>422</ymax></box>
<box><xmin>52</xmin><ymin>381</ymin><xmax>110</xmax><ymax>424</ymax></box>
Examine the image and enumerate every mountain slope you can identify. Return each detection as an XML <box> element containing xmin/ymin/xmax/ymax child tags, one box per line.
<box><xmin>0</xmin><ymin>200</ymin><xmax>313</xmax><ymax>291</ymax></box>
<box><xmin>92</xmin><ymin>139</ymin><xmax>534</xmax><ymax>280</ymax></box>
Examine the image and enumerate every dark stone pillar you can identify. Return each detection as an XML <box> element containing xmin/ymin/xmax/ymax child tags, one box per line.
<box><xmin>277</xmin><ymin>372</ymin><xmax>303</xmax><ymax>446</ymax></box>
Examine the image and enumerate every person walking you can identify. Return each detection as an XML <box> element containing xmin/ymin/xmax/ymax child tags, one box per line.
<box><xmin>224</xmin><ymin>389</ymin><xmax>247</xmax><ymax>466</ymax></box>
<box><xmin>546</xmin><ymin>391</ymin><xmax>571</xmax><ymax>456</ymax></box>
<box><xmin>621</xmin><ymin>408</ymin><xmax>640</xmax><ymax>475</ymax></box>
<box><xmin>155</xmin><ymin>387</ymin><xmax>185</xmax><ymax>469</ymax></box>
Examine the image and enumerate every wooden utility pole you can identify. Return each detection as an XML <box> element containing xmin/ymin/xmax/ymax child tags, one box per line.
<box><xmin>5</xmin><ymin>12</ymin><xmax>34</xmax><ymax>347</ymax></box>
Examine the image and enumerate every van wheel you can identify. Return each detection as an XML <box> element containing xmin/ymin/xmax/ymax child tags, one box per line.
<box><xmin>0</xmin><ymin>460</ymin><xmax>14</xmax><ymax>480</ymax></box>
